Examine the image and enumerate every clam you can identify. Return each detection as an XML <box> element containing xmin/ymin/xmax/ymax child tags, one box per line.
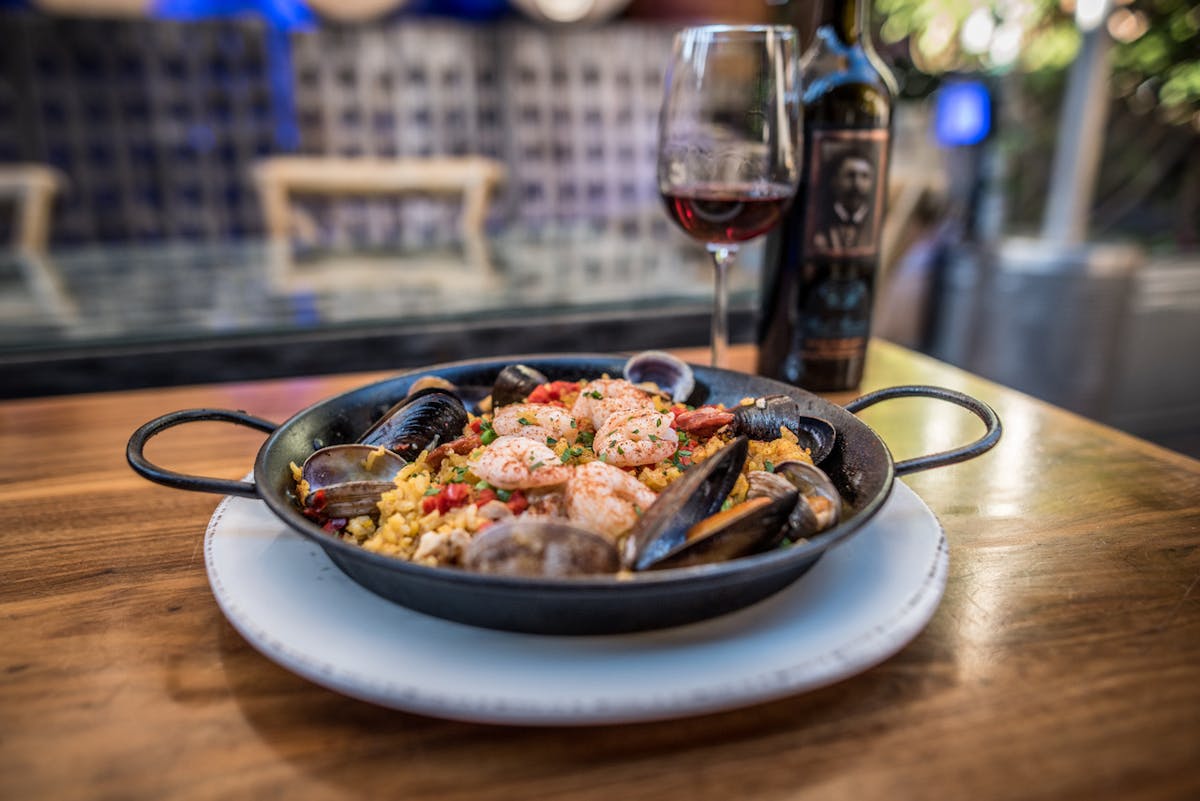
<box><xmin>731</xmin><ymin>395</ymin><xmax>837</xmax><ymax>465</ymax></box>
<box><xmin>300</xmin><ymin>444</ymin><xmax>406</xmax><ymax>519</ymax></box>
<box><xmin>747</xmin><ymin>460</ymin><xmax>842</xmax><ymax>540</ymax></box>
<box><xmin>622</xmin><ymin>436</ymin><xmax>749</xmax><ymax>571</ymax></box>
<box><xmin>359</xmin><ymin>388</ymin><xmax>469</xmax><ymax>461</ymax></box>
<box><xmin>492</xmin><ymin>364</ymin><xmax>550</xmax><ymax>407</ymax></box>
<box><xmin>623</xmin><ymin>350</ymin><xmax>695</xmax><ymax>403</ymax></box>
<box><xmin>463</xmin><ymin>519</ymin><xmax>620</xmax><ymax>578</ymax></box>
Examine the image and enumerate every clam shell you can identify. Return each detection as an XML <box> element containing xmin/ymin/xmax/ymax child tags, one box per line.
<box><xmin>463</xmin><ymin>519</ymin><xmax>620</xmax><ymax>578</ymax></box>
<box><xmin>623</xmin><ymin>350</ymin><xmax>695</xmax><ymax>403</ymax></box>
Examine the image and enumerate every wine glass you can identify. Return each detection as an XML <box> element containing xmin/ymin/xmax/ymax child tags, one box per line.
<box><xmin>657</xmin><ymin>25</ymin><xmax>802</xmax><ymax>369</ymax></box>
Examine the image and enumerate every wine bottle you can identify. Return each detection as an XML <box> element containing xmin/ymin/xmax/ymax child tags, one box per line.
<box><xmin>756</xmin><ymin>0</ymin><xmax>897</xmax><ymax>391</ymax></box>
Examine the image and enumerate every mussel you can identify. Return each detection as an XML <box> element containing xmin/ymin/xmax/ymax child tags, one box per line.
<box><xmin>463</xmin><ymin>519</ymin><xmax>620</xmax><ymax>578</ymax></box>
<box><xmin>623</xmin><ymin>350</ymin><xmax>695</xmax><ymax>403</ymax></box>
<box><xmin>731</xmin><ymin>395</ymin><xmax>837</xmax><ymax>465</ymax></box>
<box><xmin>641</xmin><ymin>491</ymin><xmax>799</xmax><ymax>570</ymax></box>
<box><xmin>747</xmin><ymin>460</ymin><xmax>842</xmax><ymax>541</ymax></box>
<box><xmin>300</xmin><ymin>444</ymin><xmax>407</xmax><ymax>519</ymax></box>
<box><xmin>622</xmin><ymin>436</ymin><xmax>749</xmax><ymax>570</ymax></box>
<box><xmin>491</xmin><ymin>364</ymin><xmax>549</xmax><ymax>407</ymax></box>
<box><xmin>359</xmin><ymin>387</ymin><xmax>469</xmax><ymax>461</ymax></box>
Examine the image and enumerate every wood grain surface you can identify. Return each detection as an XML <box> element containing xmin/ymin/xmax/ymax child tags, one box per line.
<box><xmin>2</xmin><ymin>341</ymin><xmax>1198</xmax><ymax>801</ymax></box>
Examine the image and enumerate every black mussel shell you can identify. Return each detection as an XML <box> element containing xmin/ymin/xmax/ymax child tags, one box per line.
<box><xmin>358</xmin><ymin>388</ymin><xmax>469</xmax><ymax>461</ymax></box>
<box><xmin>622</xmin><ymin>436</ymin><xmax>749</xmax><ymax>571</ymax></box>
<box><xmin>643</xmin><ymin>490</ymin><xmax>799</xmax><ymax>571</ymax></box>
<box><xmin>463</xmin><ymin>519</ymin><xmax>620</xmax><ymax>578</ymax></box>
<box><xmin>492</xmin><ymin>364</ymin><xmax>550</xmax><ymax>407</ymax></box>
<box><xmin>731</xmin><ymin>395</ymin><xmax>837</xmax><ymax>464</ymax></box>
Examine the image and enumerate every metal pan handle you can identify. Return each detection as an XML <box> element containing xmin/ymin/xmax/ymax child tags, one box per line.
<box><xmin>126</xmin><ymin>409</ymin><xmax>278</xmax><ymax>498</ymax></box>
<box><xmin>844</xmin><ymin>385</ymin><xmax>1002</xmax><ymax>475</ymax></box>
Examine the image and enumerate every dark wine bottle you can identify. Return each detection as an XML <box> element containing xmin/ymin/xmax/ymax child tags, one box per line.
<box><xmin>756</xmin><ymin>0</ymin><xmax>897</xmax><ymax>391</ymax></box>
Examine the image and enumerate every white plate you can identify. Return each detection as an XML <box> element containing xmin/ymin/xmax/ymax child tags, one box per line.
<box><xmin>205</xmin><ymin>480</ymin><xmax>947</xmax><ymax>726</ymax></box>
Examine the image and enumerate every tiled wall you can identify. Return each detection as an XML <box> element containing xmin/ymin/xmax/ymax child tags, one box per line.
<box><xmin>0</xmin><ymin>13</ymin><xmax>674</xmax><ymax>246</ymax></box>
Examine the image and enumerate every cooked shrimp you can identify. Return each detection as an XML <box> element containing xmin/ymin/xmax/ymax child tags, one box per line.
<box><xmin>570</xmin><ymin>378</ymin><xmax>656</xmax><ymax>429</ymax></box>
<box><xmin>468</xmin><ymin>435</ymin><xmax>572</xmax><ymax>490</ymax></box>
<box><xmin>565</xmin><ymin>460</ymin><xmax>658</xmax><ymax>541</ymax></box>
<box><xmin>493</xmin><ymin>403</ymin><xmax>579</xmax><ymax>444</ymax></box>
<box><xmin>594</xmin><ymin>409</ymin><xmax>678</xmax><ymax>467</ymax></box>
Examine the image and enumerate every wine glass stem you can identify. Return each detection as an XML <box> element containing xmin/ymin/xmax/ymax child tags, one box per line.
<box><xmin>706</xmin><ymin>243</ymin><xmax>737</xmax><ymax>369</ymax></box>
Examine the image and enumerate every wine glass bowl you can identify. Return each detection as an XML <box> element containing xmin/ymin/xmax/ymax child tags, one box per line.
<box><xmin>657</xmin><ymin>25</ymin><xmax>802</xmax><ymax>367</ymax></box>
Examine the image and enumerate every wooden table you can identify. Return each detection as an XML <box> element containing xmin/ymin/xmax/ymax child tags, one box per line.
<box><xmin>3</xmin><ymin>340</ymin><xmax>1198</xmax><ymax>800</ymax></box>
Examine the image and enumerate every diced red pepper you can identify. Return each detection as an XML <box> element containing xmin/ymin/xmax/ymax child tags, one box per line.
<box><xmin>506</xmin><ymin>491</ymin><xmax>529</xmax><ymax>515</ymax></box>
<box><xmin>444</xmin><ymin>482</ymin><xmax>470</xmax><ymax>506</ymax></box>
<box><xmin>527</xmin><ymin>380</ymin><xmax>580</xmax><ymax>404</ymax></box>
<box><xmin>422</xmin><ymin>482</ymin><xmax>473</xmax><ymax>514</ymax></box>
<box><xmin>469</xmin><ymin>419</ymin><xmax>483</xmax><ymax>434</ymax></box>
<box><xmin>475</xmin><ymin>488</ymin><xmax>498</xmax><ymax>506</ymax></box>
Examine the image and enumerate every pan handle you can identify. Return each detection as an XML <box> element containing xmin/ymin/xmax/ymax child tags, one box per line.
<box><xmin>126</xmin><ymin>409</ymin><xmax>278</xmax><ymax>498</ymax></box>
<box><xmin>843</xmin><ymin>385</ymin><xmax>1002</xmax><ymax>476</ymax></box>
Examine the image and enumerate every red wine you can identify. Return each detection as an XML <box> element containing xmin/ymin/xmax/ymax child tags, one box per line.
<box><xmin>662</xmin><ymin>183</ymin><xmax>794</xmax><ymax>244</ymax></box>
<box><xmin>756</xmin><ymin>0</ymin><xmax>896</xmax><ymax>392</ymax></box>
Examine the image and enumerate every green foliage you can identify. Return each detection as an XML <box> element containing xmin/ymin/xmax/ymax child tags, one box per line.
<box><xmin>873</xmin><ymin>0</ymin><xmax>1200</xmax><ymax>125</ymax></box>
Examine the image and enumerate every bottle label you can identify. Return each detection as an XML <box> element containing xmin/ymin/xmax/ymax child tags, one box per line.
<box><xmin>803</xmin><ymin>129</ymin><xmax>889</xmax><ymax>258</ymax></box>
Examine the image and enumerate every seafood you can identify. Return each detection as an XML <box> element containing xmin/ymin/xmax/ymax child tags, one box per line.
<box><xmin>359</xmin><ymin>388</ymin><xmax>469</xmax><ymax>461</ymax></box>
<box><xmin>300</xmin><ymin>444</ymin><xmax>407</xmax><ymax>519</ymax></box>
<box><xmin>622</xmin><ymin>437</ymin><xmax>750</xmax><ymax>570</ymax></box>
<box><xmin>623</xmin><ymin>350</ymin><xmax>695</xmax><ymax>403</ymax></box>
<box><xmin>565</xmin><ymin>460</ymin><xmax>659</xmax><ymax>542</ymax></box>
<box><xmin>593</xmin><ymin>409</ymin><xmax>678</xmax><ymax>467</ymax></box>
<box><xmin>675</xmin><ymin>394</ymin><xmax>836</xmax><ymax>464</ymax></box>
<box><xmin>463</xmin><ymin>519</ymin><xmax>620</xmax><ymax>578</ymax></box>
<box><xmin>492</xmin><ymin>364</ymin><xmax>550</xmax><ymax>407</ymax></box>
<box><xmin>493</xmin><ymin>403</ymin><xmax>580</xmax><ymax>444</ymax></box>
<box><xmin>468</xmin><ymin>434</ymin><xmax>572</xmax><ymax>490</ymax></box>
<box><xmin>747</xmin><ymin>460</ymin><xmax>842</xmax><ymax>540</ymax></box>
<box><xmin>569</xmin><ymin>378</ymin><xmax>656</xmax><ymax>429</ymax></box>
<box><xmin>294</xmin><ymin>356</ymin><xmax>848</xmax><ymax>580</ymax></box>
<box><xmin>645</xmin><ymin>492</ymin><xmax>798</xmax><ymax>570</ymax></box>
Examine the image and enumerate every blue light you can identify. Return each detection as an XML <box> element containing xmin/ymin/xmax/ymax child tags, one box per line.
<box><xmin>151</xmin><ymin>0</ymin><xmax>315</xmax><ymax>29</ymax></box>
<box><xmin>934</xmin><ymin>81</ymin><xmax>992</xmax><ymax>147</ymax></box>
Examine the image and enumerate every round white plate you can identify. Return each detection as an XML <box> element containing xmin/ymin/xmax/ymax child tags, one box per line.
<box><xmin>205</xmin><ymin>480</ymin><xmax>947</xmax><ymax>726</ymax></box>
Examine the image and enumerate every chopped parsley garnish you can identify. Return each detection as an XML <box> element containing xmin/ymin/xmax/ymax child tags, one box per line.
<box><xmin>721</xmin><ymin>498</ymin><xmax>733</xmax><ymax>511</ymax></box>
<box><xmin>517</xmin><ymin>417</ymin><xmax>532</xmax><ymax>426</ymax></box>
<box><xmin>422</xmin><ymin>486</ymin><xmax>441</xmax><ymax>496</ymax></box>
<box><xmin>764</xmin><ymin>460</ymin><xmax>776</xmax><ymax>473</ymax></box>
<box><xmin>495</xmin><ymin>489</ymin><xmax>512</xmax><ymax>501</ymax></box>
<box><xmin>479</xmin><ymin>419</ymin><xmax>498</xmax><ymax>445</ymax></box>
<box><xmin>529</xmin><ymin>460</ymin><xmax>544</xmax><ymax>471</ymax></box>
<box><xmin>587</xmin><ymin>390</ymin><xmax>604</xmax><ymax>400</ymax></box>
<box><xmin>578</xmin><ymin>431</ymin><xmax>595</xmax><ymax>447</ymax></box>
<box><xmin>546</xmin><ymin>436</ymin><xmax>558</xmax><ymax>446</ymax></box>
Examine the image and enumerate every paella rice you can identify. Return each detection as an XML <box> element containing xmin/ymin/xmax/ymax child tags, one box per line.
<box><xmin>293</xmin><ymin>373</ymin><xmax>819</xmax><ymax>570</ymax></box>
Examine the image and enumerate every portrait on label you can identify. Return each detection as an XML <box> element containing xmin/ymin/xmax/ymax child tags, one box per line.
<box><xmin>806</xmin><ymin>131</ymin><xmax>887</xmax><ymax>257</ymax></box>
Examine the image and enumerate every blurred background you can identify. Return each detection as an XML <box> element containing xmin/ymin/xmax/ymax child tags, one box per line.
<box><xmin>0</xmin><ymin>0</ymin><xmax>1197</xmax><ymax>457</ymax></box>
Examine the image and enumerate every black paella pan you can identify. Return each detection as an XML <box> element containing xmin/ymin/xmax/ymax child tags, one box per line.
<box><xmin>127</xmin><ymin>354</ymin><xmax>1001</xmax><ymax>635</ymax></box>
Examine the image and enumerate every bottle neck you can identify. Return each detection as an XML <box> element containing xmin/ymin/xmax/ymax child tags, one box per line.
<box><xmin>819</xmin><ymin>0</ymin><xmax>867</xmax><ymax>46</ymax></box>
